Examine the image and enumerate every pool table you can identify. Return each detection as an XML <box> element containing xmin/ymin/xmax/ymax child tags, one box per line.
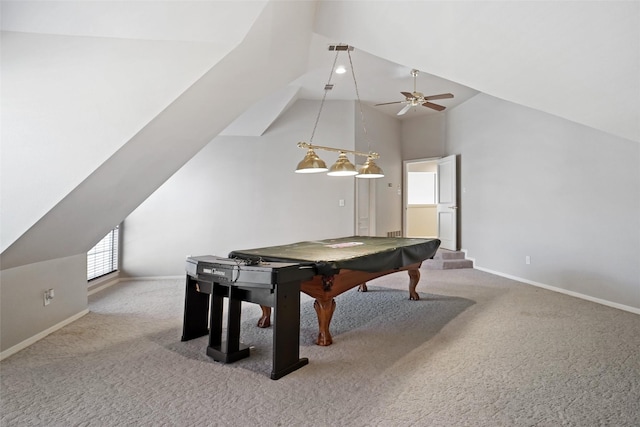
<box><xmin>229</xmin><ymin>236</ymin><xmax>441</xmax><ymax>346</ymax></box>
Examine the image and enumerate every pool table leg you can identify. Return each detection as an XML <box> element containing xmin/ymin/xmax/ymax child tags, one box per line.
<box><xmin>314</xmin><ymin>297</ymin><xmax>336</xmax><ymax>346</ymax></box>
<box><xmin>259</xmin><ymin>300</ymin><xmax>336</xmax><ymax>347</ymax></box>
<box><xmin>408</xmin><ymin>268</ymin><xmax>421</xmax><ymax>300</ymax></box>
<box><xmin>258</xmin><ymin>305</ymin><xmax>271</xmax><ymax>328</ymax></box>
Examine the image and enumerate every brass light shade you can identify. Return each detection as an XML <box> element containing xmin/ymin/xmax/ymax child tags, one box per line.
<box><xmin>327</xmin><ymin>152</ymin><xmax>358</xmax><ymax>176</ymax></box>
<box><xmin>295</xmin><ymin>148</ymin><xmax>328</xmax><ymax>173</ymax></box>
<box><xmin>356</xmin><ymin>156</ymin><xmax>384</xmax><ymax>178</ymax></box>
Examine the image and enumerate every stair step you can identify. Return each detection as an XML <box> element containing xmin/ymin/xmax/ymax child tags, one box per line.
<box><xmin>423</xmin><ymin>249</ymin><xmax>473</xmax><ymax>270</ymax></box>
<box><xmin>432</xmin><ymin>249</ymin><xmax>466</xmax><ymax>260</ymax></box>
<box><xmin>423</xmin><ymin>258</ymin><xmax>473</xmax><ymax>270</ymax></box>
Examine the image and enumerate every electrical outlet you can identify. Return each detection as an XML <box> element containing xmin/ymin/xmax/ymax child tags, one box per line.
<box><xmin>525</xmin><ymin>255</ymin><xmax>531</xmax><ymax>265</ymax></box>
<box><xmin>43</xmin><ymin>289</ymin><xmax>54</xmax><ymax>306</ymax></box>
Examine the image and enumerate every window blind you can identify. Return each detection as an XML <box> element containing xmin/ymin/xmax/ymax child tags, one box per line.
<box><xmin>87</xmin><ymin>226</ymin><xmax>119</xmax><ymax>280</ymax></box>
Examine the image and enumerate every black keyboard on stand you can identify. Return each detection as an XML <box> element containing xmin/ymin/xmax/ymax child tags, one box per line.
<box><xmin>181</xmin><ymin>255</ymin><xmax>314</xmax><ymax>380</ymax></box>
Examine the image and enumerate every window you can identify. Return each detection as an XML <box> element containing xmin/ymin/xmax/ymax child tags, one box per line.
<box><xmin>407</xmin><ymin>172</ymin><xmax>437</xmax><ymax>205</ymax></box>
<box><xmin>87</xmin><ymin>225</ymin><xmax>119</xmax><ymax>280</ymax></box>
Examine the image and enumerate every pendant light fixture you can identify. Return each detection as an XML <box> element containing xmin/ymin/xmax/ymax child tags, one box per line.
<box><xmin>295</xmin><ymin>44</ymin><xmax>384</xmax><ymax>179</ymax></box>
<box><xmin>357</xmin><ymin>156</ymin><xmax>384</xmax><ymax>178</ymax></box>
<box><xmin>295</xmin><ymin>147</ymin><xmax>328</xmax><ymax>173</ymax></box>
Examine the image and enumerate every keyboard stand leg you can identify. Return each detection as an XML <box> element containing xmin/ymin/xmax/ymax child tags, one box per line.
<box><xmin>207</xmin><ymin>284</ymin><xmax>250</xmax><ymax>363</ymax></box>
<box><xmin>270</xmin><ymin>281</ymin><xmax>308</xmax><ymax>380</ymax></box>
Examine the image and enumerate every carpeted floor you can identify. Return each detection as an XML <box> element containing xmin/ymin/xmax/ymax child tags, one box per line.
<box><xmin>1</xmin><ymin>268</ymin><xmax>639</xmax><ymax>426</ymax></box>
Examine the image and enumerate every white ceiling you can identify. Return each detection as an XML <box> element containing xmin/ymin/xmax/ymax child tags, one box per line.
<box><xmin>2</xmin><ymin>0</ymin><xmax>638</xmax><ymax>141</ymax></box>
<box><xmin>289</xmin><ymin>34</ymin><xmax>479</xmax><ymax>120</ymax></box>
<box><xmin>223</xmin><ymin>32</ymin><xmax>480</xmax><ymax>135</ymax></box>
<box><xmin>314</xmin><ymin>1</ymin><xmax>639</xmax><ymax>143</ymax></box>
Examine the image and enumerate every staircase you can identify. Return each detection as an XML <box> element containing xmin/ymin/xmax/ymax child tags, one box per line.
<box><xmin>423</xmin><ymin>249</ymin><xmax>473</xmax><ymax>270</ymax></box>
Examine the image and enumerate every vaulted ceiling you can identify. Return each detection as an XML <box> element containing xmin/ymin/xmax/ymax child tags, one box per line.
<box><xmin>225</xmin><ymin>0</ymin><xmax>640</xmax><ymax>141</ymax></box>
<box><xmin>4</xmin><ymin>1</ymin><xmax>638</xmax><ymax>141</ymax></box>
<box><xmin>1</xmin><ymin>0</ymin><xmax>638</xmax><ymax>269</ymax></box>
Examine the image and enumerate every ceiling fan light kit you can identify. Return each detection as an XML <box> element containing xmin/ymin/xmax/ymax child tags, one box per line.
<box><xmin>375</xmin><ymin>69</ymin><xmax>454</xmax><ymax>116</ymax></box>
<box><xmin>295</xmin><ymin>44</ymin><xmax>384</xmax><ymax>179</ymax></box>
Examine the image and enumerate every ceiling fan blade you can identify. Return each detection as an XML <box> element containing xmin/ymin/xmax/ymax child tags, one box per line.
<box><xmin>397</xmin><ymin>104</ymin><xmax>412</xmax><ymax>116</ymax></box>
<box><xmin>400</xmin><ymin>91</ymin><xmax>415</xmax><ymax>99</ymax></box>
<box><xmin>422</xmin><ymin>101</ymin><xmax>446</xmax><ymax>111</ymax></box>
<box><xmin>423</xmin><ymin>93</ymin><xmax>454</xmax><ymax>101</ymax></box>
<box><xmin>375</xmin><ymin>101</ymin><xmax>405</xmax><ymax>106</ymax></box>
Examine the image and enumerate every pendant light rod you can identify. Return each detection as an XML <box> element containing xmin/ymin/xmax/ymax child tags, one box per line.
<box><xmin>297</xmin><ymin>141</ymin><xmax>379</xmax><ymax>159</ymax></box>
<box><xmin>348</xmin><ymin>48</ymin><xmax>373</xmax><ymax>154</ymax></box>
<box><xmin>309</xmin><ymin>50</ymin><xmax>340</xmax><ymax>144</ymax></box>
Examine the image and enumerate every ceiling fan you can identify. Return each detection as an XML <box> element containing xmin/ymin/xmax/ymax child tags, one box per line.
<box><xmin>375</xmin><ymin>69</ymin><xmax>454</xmax><ymax>116</ymax></box>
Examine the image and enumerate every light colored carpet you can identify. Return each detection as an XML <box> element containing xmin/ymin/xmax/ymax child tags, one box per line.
<box><xmin>1</xmin><ymin>268</ymin><xmax>639</xmax><ymax>426</ymax></box>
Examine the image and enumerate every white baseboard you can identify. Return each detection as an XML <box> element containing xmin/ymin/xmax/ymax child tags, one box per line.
<box><xmin>119</xmin><ymin>275</ymin><xmax>183</xmax><ymax>282</ymax></box>
<box><xmin>0</xmin><ymin>309</ymin><xmax>90</xmax><ymax>361</ymax></box>
<box><xmin>3</xmin><ymin>275</ymin><xmax>182</xmax><ymax>360</ymax></box>
<box><xmin>88</xmin><ymin>277</ymin><xmax>121</xmax><ymax>296</ymax></box>
<box><xmin>88</xmin><ymin>276</ymin><xmax>183</xmax><ymax>297</ymax></box>
<box><xmin>464</xmin><ymin>255</ymin><xmax>640</xmax><ymax>315</ymax></box>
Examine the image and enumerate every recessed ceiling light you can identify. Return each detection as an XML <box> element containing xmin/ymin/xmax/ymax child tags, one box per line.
<box><xmin>335</xmin><ymin>66</ymin><xmax>346</xmax><ymax>74</ymax></box>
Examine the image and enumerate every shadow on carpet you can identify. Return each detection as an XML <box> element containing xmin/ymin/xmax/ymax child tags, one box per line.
<box><xmin>165</xmin><ymin>286</ymin><xmax>475</xmax><ymax>379</ymax></box>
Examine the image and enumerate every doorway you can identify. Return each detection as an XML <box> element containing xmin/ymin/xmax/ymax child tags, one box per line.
<box><xmin>403</xmin><ymin>156</ymin><xmax>459</xmax><ymax>250</ymax></box>
<box><xmin>403</xmin><ymin>158</ymin><xmax>439</xmax><ymax>238</ymax></box>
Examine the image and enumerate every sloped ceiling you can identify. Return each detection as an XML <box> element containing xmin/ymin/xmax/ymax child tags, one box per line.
<box><xmin>0</xmin><ymin>0</ymin><xmax>317</xmax><ymax>269</ymax></box>
<box><xmin>1</xmin><ymin>0</ymin><xmax>638</xmax><ymax>270</ymax></box>
<box><xmin>3</xmin><ymin>0</ymin><xmax>637</xmax><ymax>141</ymax></box>
<box><xmin>288</xmin><ymin>33</ymin><xmax>479</xmax><ymax>121</ymax></box>
<box><xmin>207</xmin><ymin>1</ymin><xmax>639</xmax><ymax>142</ymax></box>
<box><xmin>314</xmin><ymin>1</ymin><xmax>639</xmax><ymax>143</ymax></box>
<box><xmin>0</xmin><ymin>0</ymin><xmax>268</xmax><ymax>42</ymax></box>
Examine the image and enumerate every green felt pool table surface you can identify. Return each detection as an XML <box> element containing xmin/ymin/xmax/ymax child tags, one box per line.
<box><xmin>229</xmin><ymin>236</ymin><xmax>440</xmax><ymax>276</ymax></box>
<box><xmin>229</xmin><ymin>236</ymin><xmax>441</xmax><ymax>346</ymax></box>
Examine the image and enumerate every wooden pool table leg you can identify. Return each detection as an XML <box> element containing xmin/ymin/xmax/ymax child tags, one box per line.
<box><xmin>261</xmin><ymin>299</ymin><xmax>336</xmax><ymax>346</ymax></box>
<box><xmin>314</xmin><ymin>297</ymin><xmax>336</xmax><ymax>346</ymax></box>
<box><xmin>258</xmin><ymin>305</ymin><xmax>271</xmax><ymax>328</ymax></box>
<box><xmin>408</xmin><ymin>268</ymin><xmax>421</xmax><ymax>300</ymax></box>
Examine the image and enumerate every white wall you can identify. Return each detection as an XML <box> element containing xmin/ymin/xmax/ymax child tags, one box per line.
<box><xmin>0</xmin><ymin>1</ymin><xmax>317</xmax><ymax>354</ymax></box>
<box><xmin>122</xmin><ymin>99</ymin><xmax>407</xmax><ymax>276</ymax></box>
<box><xmin>400</xmin><ymin>114</ymin><xmax>447</xmax><ymax>238</ymax></box>
<box><xmin>354</xmin><ymin>104</ymin><xmax>403</xmax><ymax>236</ymax></box>
<box><xmin>121</xmin><ymin>100</ymin><xmax>357</xmax><ymax>277</ymax></box>
<box><xmin>401</xmin><ymin>114</ymin><xmax>446</xmax><ymax>160</ymax></box>
<box><xmin>0</xmin><ymin>254</ymin><xmax>88</xmax><ymax>354</ymax></box>
<box><xmin>1</xmin><ymin>2</ymin><xmax>316</xmax><ymax>270</ymax></box>
<box><xmin>447</xmin><ymin>94</ymin><xmax>640</xmax><ymax>310</ymax></box>
<box><xmin>0</xmin><ymin>30</ymin><xmax>228</xmax><ymax>254</ymax></box>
